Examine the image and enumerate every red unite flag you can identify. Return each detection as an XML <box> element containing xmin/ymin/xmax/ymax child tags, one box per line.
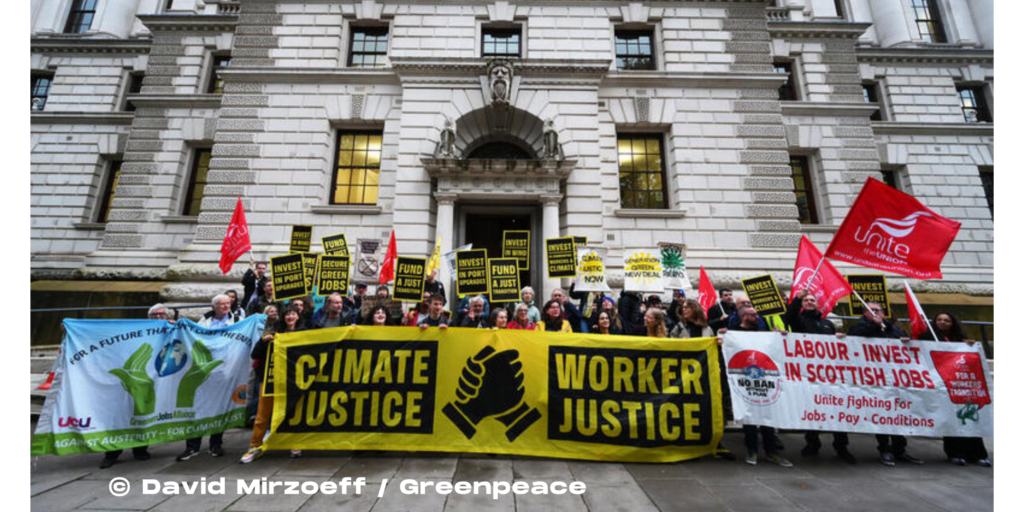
<box><xmin>698</xmin><ymin>266</ymin><xmax>717</xmax><ymax>315</ymax></box>
<box><xmin>824</xmin><ymin>178</ymin><xmax>961</xmax><ymax>279</ymax></box>
<box><xmin>218</xmin><ymin>197</ymin><xmax>251</xmax><ymax>275</ymax></box>
<box><xmin>904</xmin><ymin>280</ymin><xmax>931</xmax><ymax>340</ymax></box>
<box><xmin>379</xmin><ymin>231</ymin><xmax>397</xmax><ymax>284</ymax></box>
<box><xmin>791</xmin><ymin>235</ymin><xmax>852</xmax><ymax>316</ymax></box>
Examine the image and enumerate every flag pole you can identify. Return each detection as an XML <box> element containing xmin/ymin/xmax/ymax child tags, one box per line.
<box><xmin>905</xmin><ymin>280</ymin><xmax>940</xmax><ymax>342</ymax></box>
<box><xmin>802</xmin><ymin>257</ymin><xmax>826</xmax><ymax>293</ymax></box>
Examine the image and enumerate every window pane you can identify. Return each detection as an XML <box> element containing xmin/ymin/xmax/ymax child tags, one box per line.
<box><xmin>332</xmin><ymin>131</ymin><xmax>382</xmax><ymax>205</ymax></box>
<box><xmin>184</xmin><ymin>149</ymin><xmax>212</xmax><ymax>216</ymax></box>
<box><xmin>350</xmin><ymin>27</ymin><xmax>389</xmax><ymax>68</ymax></box>
<box><xmin>616</xmin><ymin>134</ymin><xmax>666</xmax><ymax>209</ymax></box>
<box><xmin>614</xmin><ymin>30</ymin><xmax>655</xmax><ymax>70</ymax></box>
<box><xmin>789</xmin><ymin>156</ymin><xmax>818</xmax><ymax>224</ymax></box>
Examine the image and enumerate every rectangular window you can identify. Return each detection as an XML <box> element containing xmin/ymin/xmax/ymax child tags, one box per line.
<box><xmin>911</xmin><ymin>0</ymin><xmax>946</xmax><ymax>43</ymax></box>
<box><xmin>482</xmin><ymin>27</ymin><xmax>521</xmax><ymax>58</ymax></box>
<box><xmin>64</xmin><ymin>0</ymin><xmax>97</xmax><ymax>34</ymax></box>
<box><xmin>349</xmin><ymin>27</ymin><xmax>389</xmax><ymax>68</ymax></box>
<box><xmin>862</xmin><ymin>82</ymin><xmax>883</xmax><ymax>121</ymax></box>
<box><xmin>31</xmin><ymin>73</ymin><xmax>54</xmax><ymax>111</ymax></box>
<box><xmin>614</xmin><ymin>30</ymin><xmax>655</xmax><ymax>71</ymax></box>
<box><xmin>183</xmin><ymin>149</ymin><xmax>212</xmax><ymax>216</ymax></box>
<box><xmin>332</xmin><ymin>131</ymin><xmax>382</xmax><ymax>205</ymax></box>
<box><xmin>978</xmin><ymin>166</ymin><xmax>993</xmax><ymax>215</ymax></box>
<box><xmin>880</xmin><ymin>169</ymin><xmax>899</xmax><ymax>191</ymax></box>
<box><xmin>97</xmin><ymin>161</ymin><xmax>123</xmax><ymax>223</ymax></box>
<box><xmin>957</xmin><ymin>85</ymin><xmax>991</xmax><ymax>123</ymax></box>
<box><xmin>775</xmin><ymin>61</ymin><xmax>797</xmax><ymax>101</ymax></box>
<box><xmin>207</xmin><ymin>56</ymin><xmax>231</xmax><ymax>94</ymax></box>
<box><xmin>617</xmin><ymin>134</ymin><xmax>667</xmax><ymax>209</ymax></box>
<box><xmin>124</xmin><ymin>72</ymin><xmax>144</xmax><ymax>112</ymax></box>
<box><xmin>789</xmin><ymin>155</ymin><xmax>819</xmax><ymax>224</ymax></box>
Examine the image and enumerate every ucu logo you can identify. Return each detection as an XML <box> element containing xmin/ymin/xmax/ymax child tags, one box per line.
<box><xmin>58</xmin><ymin>416</ymin><xmax>92</xmax><ymax>429</ymax></box>
<box><xmin>852</xmin><ymin>212</ymin><xmax>931</xmax><ymax>259</ymax></box>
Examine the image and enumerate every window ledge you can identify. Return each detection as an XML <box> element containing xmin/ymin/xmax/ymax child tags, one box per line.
<box><xmin>800</xmin><ymin>224</ymin><xmax>838</xmax><ymax>234</ymax></box>
<box><xmin>161</xmin><ymin>215</ymin><xmax>199</xmax><ymax>224</ymax></box>
<box><xmin>614</xmin><ymin>208</ymin><xmax>687</xmax><ymax>219</ymax></box>
<box><xmin>72</xmin><ymin>222</ymin><xmax>106</xmax><ymax>231</ymax></box>
<box><xmin>311</xmin><ymin>205</ymin><xmax>383</xmax><ymax>215</ymax></box>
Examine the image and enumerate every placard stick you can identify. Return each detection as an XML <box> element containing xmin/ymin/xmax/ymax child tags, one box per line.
<box><xmin>801</xmin><ymin>257</ymin><xmax>825</xmax><ymax>293</ymax></box>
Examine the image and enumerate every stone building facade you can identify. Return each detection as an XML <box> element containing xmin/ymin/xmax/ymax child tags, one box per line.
<box><xmin>30</xmin><ymin>0</ymin><xmax>994</xmax><ymax>320</ymax></box>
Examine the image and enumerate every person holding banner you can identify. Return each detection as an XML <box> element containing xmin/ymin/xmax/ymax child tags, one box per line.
<box><xmin>515</xmin><ymin>287</ymin><xmax>541</xmax><ymax>324</ymax></box>
<box><xmin>198</xmin><ymin>295</ymin><xmax>237</xmax><ymax>329</ymax></box>
<box><xmin>489</xmin><ymin>308</ymin><xmax>509</xmax><ymax>329</ymax></box>
<box><xmin>552</xmin><ymin>289</ymin><xmax>585</xmax><ymax>333</ymax></box>
<box><xmin>644</xmin><ymin>309</ymin><xmax>668</xmax><ymax>338</ymax></box>
<box><xmin>508</xmin><ymin>303</ymin><xmax>536</xmax><ymax>331</ymax></box>
<box><xmin>405</xmin><ymin>292</ymin><xmax>432</xmax><ymax>326</ymax></box>
<box><xmin>456</xmin><ymin>294</ymin><xmax>490</xmax><ymax>326</ymax></box>
<box><xmin>589</xmin><ymin>297</ymin><xmax>624</xmax><ymax>334</ymax></box>
<box><xmin>722</xmin><ymin>306</ymin><xmax>794</xmax><ymax>468</ymax></box>
<box><xmin>367</xmin><ymin>305</ymin><xmax>391</xmax><ymax>327</ymax></box>
<box><xmin>459</xmin><ymin>296</ymin><xmax>490</xmax><ymax>328</ymax></box>
<box><xmin>782</xmin><ymin>290</ymin><xmax>857</xmax><ymax>465</ymax></box>
<box><xmin>537</xmin><ymin>299</ymin><xmax>573</xmax><ymax>333</ymax></box>
<box><xmin>246</xmin><ymin>304</ymin><xmax>279</xmax><ymax>423</ymax></box>
<box><xmin>417</xmin><ymin>295</ymin><xmax>450</xmax><ymax>329</ymax></box>
<box><xmin>313</xmin><ymin>293</ymin><xmax>347</xmax><ymax>329</ymax></box>
<box><xmin>225</xmin><ymin>290</ymin><xmax>246</xmax><ymax>322</ymax></box>
<box><xmin>848</xmin><ymin>302</ymin><xmax>922</xmax><ymax>467</ymax></box>
<box><xmin>917</xmin><ymin>312</ymin><xmax>991</xmax><ymax>467</ymax></box>
<box><xmin>593</xmin><ymin>310</ymin><xmax>623</xmax><ymax>336</ymax></box>
<box><xmin>241</xmin><ymin>306</ymin><xmax>305</xmax><ymax>464</ymax></box>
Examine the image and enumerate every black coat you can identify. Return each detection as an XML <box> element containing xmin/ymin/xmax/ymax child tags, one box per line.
<box><xmin>782</xmin><ymin>299</ymin><xmax>835</xmax><ymax>335</ymax></box>
<box><xmin>618</xmin><ymin>292</ymin><xmax>643</xmax><ymax>335</ymax></box>
<box><xmin>848</xmin><ymin>317</ymin><xmax>907</xmax><ymax>339</ymax></box>
<box><xmin>707</xmin><ymin>302</ymin><xmax>737</xmax><ymax>332</ymax></box>
<box><xmin>241</xmin><ymin>268</ymin><xmax>268</xmax><ymax>308</ymax></box>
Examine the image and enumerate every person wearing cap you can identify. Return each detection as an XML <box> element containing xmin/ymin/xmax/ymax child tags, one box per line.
<box><xmin>666</xmin><ymin>289</ymin><xmax>687</xmax><ymax>333</ymax></box>
<box><xmin>344</xmin><ymin>282</ymin><xmax>369</xmax><ymax>312</ymax></box>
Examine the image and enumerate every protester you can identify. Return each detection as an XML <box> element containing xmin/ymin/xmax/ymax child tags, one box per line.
<box><xmin>552</xmin><ymin>288</ymin><xmax>585</xmax><ymax>333</ymax></box>
<box><xmin>917</xmin><ymin>312</ymin><xmax>991</xmax><ymax>467</ymax></box>
<box><xmin>490</xmin><ymin>308</ymin><xmax>508</xmax><ymax>329</ymax></box>
<box><xmin>225</xmin><ymin>289</ymin><xmax>246</xmax><ymax>322</ymax></box>
<box><xmin>590</xmin><ymin>297</ymin><xmax>624</xmax><ymax>334</ymax></box>
<box><xmin>666</xmin><ymin>289</ymin><xmax>687</xmax><ymax>332</ymax></box>
<box><xmin>618</xmin><ymin>290</ymin><xmax>643</xmax><ymax>335</ymax></box>
<box><xmin>288</xmin><ymin>296</ymin><xmax>312</xmax><ymax>328</ymax></box>
<box><xmin>423</xmin><ymin>270</ymin><xmax>447</xmax><ymax>305</ymax></box>
<box><xmin>848</xmin><ymin>301</ymin><xmax>921</xmax><ymax>467</ymax></box>
<box><xmin>405</xmin><ymin>292</ymin><xmax>432</xmax><ymax>326</ymax></box>
<box><xmin>726</xmin><ymin>296</ymin><xmax>769</xmax><ymax>331</ymax></box>
<box><xmin>593</xmin><ymin>310</ymin><xmax>623</xmax><ymax>335</ymax></box>
<box><xmin>457</xmin><ymin>293</ymin><xmax>490</xmax><ymax>325</ymax></box>
<box><xmin>720</xmin><ymin>305</ymin><xmax>793</xmax><ymax>468</ymax></box>
<box><xmin>708</xmin><ymin>288</ymin><xmax>737</xmax><ymax>332</ymax></box>
<box><xmin>313</xmin><ymin>293</ymin><xmax>346</xmax><ymax>329</ymax></box>
<box><xmin>459</xmin><ymin>295</ymin><xmax>489</xmax><ymax>328</ymax></box>
<box><xmin>344</xmin><ymin>282</ymin><xmax>369</xmax><ymax>312</ymax></box>
<box><xmin>367</xmin><ymin>305</ymin><xmax>391</xmax><ymax>326</ymax></box>
<box><xmin>198</xmin><ymin>294</ymin><xmax>236</xmax><ymax>328</ymax></box>
<box><xmin>99</xmin><ymin>303</ymin><xmax>170</xmax><ymax>468</ymax></box>
<box><xmin>240</xmin><ymin>306</ymin><xmax>304</xmax><ymax>463</ymax></box>
<box><xmin>644</xmin><ymin>308</ymin><xmax>668</xmax><ymax>338</ymax></box>
<box><xmin>782</xmin><ymin>290</ymin><xmax>855</xmax><ymax>464</ymax></box>
<box><xmin>247</xmin><ymin>280</ymin><xmax>279</xmax><ymax>317</ymax></box>
<box><xmin>507</xmin><ymin>303</ymin><xmax>536</xmax><ymax>331</ymax></box>
<box><xmin>516</xmin><ymin>287</ymin><xmax>541</xmax><ymax>324</ymax></box>
<box><xmin>568</xmin><ymin>282</ymin><xmax>595</xmax><ymax>330</ymax></box>
<box><xmin>537</xmin><ymin>299</ymin><xmax>572</xmax><ymax>333</ymax></box>
<box><xmin>417</xmin><ymin>295</ymin><xmax>449</xmax><ymax>329</ymax></box>
<box><xmin>241</xmin><ymin>259</ymin><xmax>269</xmax><ymax>307</ymax></box>
<box><xmin>376</xmin><ymin>284</ymin><xmax>390</xmax><ymax>298</ymax></box>
<box><xmin>247</xmin><ymin>304</ymin><xmax>279</xmax><ymax>424</ymax></box>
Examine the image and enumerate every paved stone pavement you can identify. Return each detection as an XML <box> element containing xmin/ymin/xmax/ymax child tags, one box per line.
<box><xmin>31</xmin><ymin>428</ymin><xmax>993</xmax><ymax>512</ymax></box>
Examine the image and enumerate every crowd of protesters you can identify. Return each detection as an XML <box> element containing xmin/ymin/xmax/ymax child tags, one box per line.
<box><xmin>95</xmin><ymin>258</ymin><xmax>990</xmax><ymax>471</ymax></box>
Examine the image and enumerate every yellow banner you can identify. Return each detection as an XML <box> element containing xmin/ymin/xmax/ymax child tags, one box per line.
<box><xmin>265</xmin><ymin>327</ymin><xmax>722</xmax><ymax>462</ymax></box>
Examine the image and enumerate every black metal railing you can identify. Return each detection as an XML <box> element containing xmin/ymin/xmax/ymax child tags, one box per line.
<box><xmin>829</xmin><ymin>315</ymin><xmax>994</xmax><ymax>358</ymax></box>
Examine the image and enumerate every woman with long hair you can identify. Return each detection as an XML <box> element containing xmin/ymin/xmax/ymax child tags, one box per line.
<box><xmin>262</xmin><ymin>304</ymin><xmax>279</xmax><ymax>335</ymax></box>
<box><xmin>669</xmin><ymin>298</ymin><xmax>713</xmax><ymax>339</ymax></box>
<box><xmin>536</xmin><ymin>299</ymin><xmax>572</xmax><ymax>333</ymax></box>
<box><xmin>507</xmin><ymin>303</ymin><xmax>536</xmax><ymax>330</ymax></box>
<box><xmin>588</xmin><ymin>296</ymin><xmax>624</xmax><ymax>333</ymax></box>
<box><xmin>593</xmin><ymin>310</ymin><xmax>623</xmax><ymax>335</ymax></box>
<box><xmin>243</xmin><ymin>305</ymin><xmax>303</xmax><ymax>463</ymax></box>
<box><xmin>918</xmin><ymin>312</ymin><xmax>991</xmax><ymax>467</ymax></box>
<box><xmin>644</xmin><ymin>308</ymin><xmax>668</xmax><ymax>338</ymax></box>
<box><xmin>489</xmin><ymin>308</ymin><xmax>508</xmax><ymax>329</ymax></box>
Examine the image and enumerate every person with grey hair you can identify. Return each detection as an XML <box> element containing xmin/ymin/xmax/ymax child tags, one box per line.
<box><xmin>459</xmin><ymin>295</ymin><xmax>489</xmax><ymax>328</ymax></box>
<box><xmin>198</xmin><ymin>294</ymin><xmax>235</xmax><ymax>329</ymax></box>
<box><xmin>515</xmin><ymin>286</ymin><xmax>541</xmax><ymax>324</ymax></box>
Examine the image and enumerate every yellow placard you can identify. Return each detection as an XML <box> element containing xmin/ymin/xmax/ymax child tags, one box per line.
<box><xmin>265</xmin><ymin>327</ymin><xmax>723</xmax><ymax>463</ymax></box>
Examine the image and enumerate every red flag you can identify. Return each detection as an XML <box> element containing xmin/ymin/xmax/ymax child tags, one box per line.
<box><xmin>697</xmin><ymin>266</ymin><xmax>717</xmax><ymax>315</ymax></box>
<box><xmin>904</xmin><ymin>280</ymin><xmax>930</xmax><ymax>340</ymax></box>
<box><xmin>379</xmin><ymin>231</ymin><xmax>397</xmax><ymax>284</ymax></box>
<box><xmin>218</xmin><ymin>197</ymin><xmax>251</xmax><ymax>275</ymax></box>
<box><xmin>791</xmin><ymin>235</ymin><xmax>852</xmax><ymax>316</ymax></box>
<box><xmin>824</xmin><ymin>178</ymin><xmax>960</xmax><ymax>279</ymax></box>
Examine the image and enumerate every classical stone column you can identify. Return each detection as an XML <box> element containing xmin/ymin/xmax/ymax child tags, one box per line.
<box><xmin>967</xmin><ymin>0</ymin><xmax>993</xmax><ymax>49</ymax></box>
<box><xmin>540</xmin><ymin>194</ymin><xmax>562</xmax><ymax>301</ymax></box>
<box><xmin>869</xmin><ymin>0</ymin><xmax>913</xmax><ymax>47</ymax></box>
<box><xmin>435</xmin><ymin>193</ymin><xmax>457</xmax><ymax>296</ymax></box>
<box><xmin>947</xmin><ymin>0</ymin><xmax>979</xmax><ymax>46</ymax></box>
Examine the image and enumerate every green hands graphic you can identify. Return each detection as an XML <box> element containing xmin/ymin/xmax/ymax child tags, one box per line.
<box><xmin>109</xmin><ymin>344</ymin><xmax>156</xmax><ymax>416</ymax></box>
<box><xmin>176</xmin><ymin>341</ymin><xmax>224</xmax><ymax>408</ymax></box>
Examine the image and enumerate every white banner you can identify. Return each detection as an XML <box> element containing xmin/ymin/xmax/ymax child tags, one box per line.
<box><xmin>623</xmin><ymin>250</ymin><xmax>664</xmax><ymax>293</ymax></box>
<box><xmin>575</xmin><ymin>247</ymin><xmax>611</xmax><ymax>292</ymax></box>
<box><xmin>722</xmin><ymin>331</ymin><xmax>993</xmax><ymax>437</ymax></box>
<box><xmin>659</xmin><ymin>243</ymin><xmax>692</xmax><ymax>290</ymax></box>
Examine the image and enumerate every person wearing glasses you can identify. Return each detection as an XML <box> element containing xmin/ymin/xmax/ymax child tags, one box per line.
<box><xmin>847</xmin><ymin>301</ymin><xmax>923</xmax><ymax>467</ymax></box>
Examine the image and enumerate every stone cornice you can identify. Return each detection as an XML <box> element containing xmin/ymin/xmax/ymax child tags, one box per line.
<box><xmin>31</xmin><ymin>37</ymin><xmax>152</xmax><ymax>55</ymax></box>
<box><xmin>390</xmin><ymin>57</ymin><xmax>612</xmax><ymax>78</ymax></box>
<box><xmin>422</xmin><ymin>158</ymin><xmax>576</xmax><ymax>180</ymax></box>
<box><xmin>218</xmin><ymin>68</ymin><xmax>401</xmax><ymax>85</ymax></box>
<box><xmin>602</xmin><ymin>71</ymin><xmax>786</xmax><ymax>88</ymax></box>
<box><xmin>856</xmin><ymin>47</ymin><xmax>994</xmax><ymax>65</ymax></box>
<box><xmin>136</xmin><ymin>14</ymin><xmax>237</xmax><ymax>33</ymax></box>
<box><xmin>767</xmin><ymin>21</ymin><xmax>872</xmax><ymax>39</ymax></box>
<box><xmin>30</xmin><ymin>112</ymin><xmax>136</xmax><ymax>125</ymax></box>
<box><xmin>781</xmin><ymin>101</ymin><xmax>878</xmax><ymax>117</ymax></box>
<box><xmin>871</xmin><ymin>121</ymin><xmax>994</xmax><ymax>137</ymax></box>
<box><xmin>128</xmin><ymin>94</ymin><xmax>223</xmax><ymax>109</ymax></box>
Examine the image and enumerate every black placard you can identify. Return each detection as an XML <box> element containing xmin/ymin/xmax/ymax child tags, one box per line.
<box><xmin>501</xmin><ymin>231</ymin><xmax>531</xmax><ymax>271</ymax></box>
<box><xmin>846</xmin><ymin>274</ymin><xmax>890</xmax><ymax>317</ymax></box>
<box><xmin>488</xmin><ymin>258</ymin><xmax>521</xmax><ymax>302</ymax></box>
<box><xmin>300</xmin><ymin>252</ymin><xmax>318</xmax><ymax>292</ymax></box>
<box><xmin>289</xmin><ymin>225</ymin><xmax>313</xmax><ymax>253</ymax></box>
<box><xmin>321</xmin><ymin>233</ymin><xmax>349</xmax><ymax>256</ymax></box>
<box><xmin>456</xmin><ymin>249</ymin><xmax>489</xmax><ymax>296</ymax></box>
<box><xmin>394</xmin><ymin>257</ymin><xmax>427</xmax><ymax>301</ymax></box>
<box><xmin>270</xmin><ymin>253</ymin><xmax>308</xmax><ymax>301</ymax></box>
<box><xmin>316</xmin><ymin>255</ymin><xmax>351</xmax><ymax>296</ymax></box>
<box><xmin>545</xmin><ymin>237</ymin><xmax>577</xmax><ymax>279</ymax></box>
<box><xmin>741</xmin><ymin>274</ymin><xmax>786</xmax><ymax>316</ymax></box>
